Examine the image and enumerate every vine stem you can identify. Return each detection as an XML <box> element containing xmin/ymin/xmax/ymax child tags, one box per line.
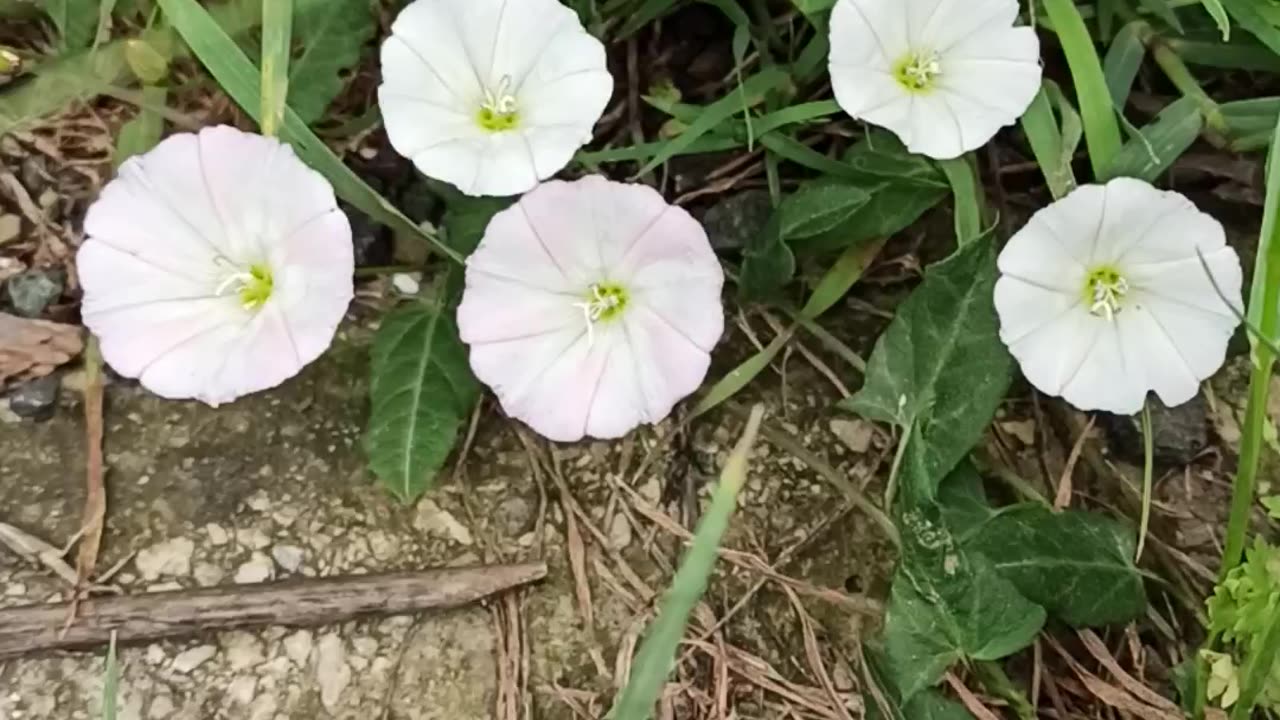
<box><xmin>1220</xmin><ymin>116</ymin><xmax>1280</xmax><ymax>581</ymax></box>
<box><xmin>1133</xmin><ymin>401</ymin><xmax>1155</xmax><ymax>562</ymax></box>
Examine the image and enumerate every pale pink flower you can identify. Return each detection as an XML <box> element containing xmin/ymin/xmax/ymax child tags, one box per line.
<box><xmin>77</xmin><ymin>125</ymin><xmax>354</xmax><ymax>406</ymax></box>
<box><xmin>457</xmin><ymin>176</ymin><xmax>724</xmax><ymax>441</ymax></box>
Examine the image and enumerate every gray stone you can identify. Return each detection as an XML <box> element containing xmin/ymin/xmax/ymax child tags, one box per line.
<box><xmin>315</xmin><ymin>633</ymin><xmax>351</xmax><ymax>711</ymax></box>
<box><xmin>5</xmin><ymin>269</ymin><xmax>63</xmax><ymax>318</ymax></box>
<box><xmin>1102</xmin><ymin>392</ymin><xmax>1209</xmax><ymax>466</ymax></box>
<box><xmin>700</xmin><ymin>190</ymin><xmax>773</xmax><ymax>250</ymax></box>
<box><xmin>7</xmin><ymin>375</ymin><xmax>60</xmax><ymax>421</ymax></box>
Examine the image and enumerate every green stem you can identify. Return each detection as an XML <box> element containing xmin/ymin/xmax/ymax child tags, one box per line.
<box><xmin>1136</xmin><ymin>401</ymin><xmax>1154</xmax><ymax>562</ymax></box>
<box><xmin>974</xmin><ymin>661</ymin><xmax>1036</xmax><ymax>720</ymax></box>
<box><xmin>1041</xmin><ymin>0</ymin><xmax>1124</xmax><ymax>178</ymax></box>
<box><xmin>1221</xmin><ymin>116</ymin><xmax>1280</xmax><ymax>581</ymax></box>
<box><xmin>1148</xmin><ymin>39</ymin><xmax>1228</xmax><ymax>135</ymax></box>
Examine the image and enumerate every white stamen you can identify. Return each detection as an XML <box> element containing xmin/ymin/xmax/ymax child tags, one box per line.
<box><xmin>1090</xmin><ymin>276</ymin><xmax>1129</xmax><ymax>321</ymax></box>
<box><xmin>214</xmin><ymin>271</ymin><xmax>253</xmax><ymax>298</ymax></box>
<box><xmin>482</xmin><ymin>75</ymin><xmax>518</xmax><ymax>116</ymax></box>
<box><xmin>572</xmin><ymin>284</ymin><xmax>621</xmax><ymax>347</ymax></box>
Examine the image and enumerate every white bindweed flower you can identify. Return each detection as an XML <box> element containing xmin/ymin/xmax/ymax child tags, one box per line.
<box><xmin>378</xmin><ymin>0</ymin><xmax>613</xmax><ymax>197</ymax></box>
<box><xmin>995</xmin><ymin>178</ymin><xmax>1242</xmax><ymax>415</ymax></box>
<box><xmin>828</xmin><ymin>0</ymin><xmax>1042</xmax><ymax>159</ymax></box>
<box><xmin>77</xmin><ymin>125</ymin><xmax>354</xmax><ymax>406</ymax></box>
<box><xmin>457</xmin><ymin>176</ymin><xmax>724</xmax><ymax>442</ymax></box>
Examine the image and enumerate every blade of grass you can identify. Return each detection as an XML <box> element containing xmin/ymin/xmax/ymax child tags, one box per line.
<box><xmin>156</xmin><ymin>0</ymin><xmax>463</xmax><ymax>264</ymax></box>
<box><xmin>94</xmin><ymin>0</ymin><xmax>119</xmax><ymax>48</ymax></box>
<box><xmin>1221</xmin><ymin>113</ymin><xmax>1280</xmax><ymax>579</ymax></box>
<box><xmin>689</xmin><ymin>330</ymin><xmax>791</xmax><ymax>420</ymax></box>
<box><xmin>1200</xmin><ymin>0</ymin><xmax>1230</xmax><ymax>38</ymax></box>
<box><xmin>1221</xmin><ymin>0</ymin><xmax>1280</xmax><ymax>56</ymax></box>
<box><xmin>938</xmin><ymin>155</ymin><xmax>981</xmax><ymax>245</ymax></box>
<box><xmin>1042</xmin><ymin>0</ymin><xmax>1124</xmax><ymax>178</ymax></box>
<box><xmin>1019</xmin><ymin>81</ymin><xmax>1080</xmax><ymax>200</ymax></box>
<box><xmin>101</xmin><ymin>631</ymin><xmax>119</xmax><ymax>720</ymax></box>
<box><xmin>260</xmin><ymin>0</ymin><xmax>292</xmax><ymax>137</ymax></box>
<box><xmin>800</xmin><ymin>237</ymin><xmax>886</xmax><ymax>320</ymax></box>
<box><xmin>1103</xmin><ymin>21</ymin><xmax>1148</xmax><ymax>108</ymax></box>
<box><xmin>608</xmin><ymin>404</ymin><xmax>765</xmax><ymax>720</ymax></box>
<box><xmin>634</xmin><ymin>67</ymin><xmax>787</xmax><ymax>177</ymax></box>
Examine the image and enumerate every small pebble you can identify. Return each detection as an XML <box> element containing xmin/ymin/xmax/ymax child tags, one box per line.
<box><xmin>271</xmin><ymin>544</ymin><xmax>304</xmax><ymax>573</ymax></box>
<box><xmin>171</xmin><ymin>645</ymin><xmax>217</xmax><ymax>673</ymax></box>
<box><xmin>7</xmin><ymin>375</ymin><xmax>60</xmax><ymax>421</ymax></box>
<box><xmin>234</xmin><ymin>553</ymin><xmax>274</xmax><ymax>584</ymax></box>
<box><xmin>4</xmin><ymin>269</ymin><xmax>63</xmax><ymax>317</ymax></box>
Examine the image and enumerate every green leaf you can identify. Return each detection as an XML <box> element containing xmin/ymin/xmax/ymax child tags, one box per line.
<box><xmin>1042</xmin><ymin>0</ymin><xmax>1125</xmax><ymax>177</ymax></box>
<box><xmin>801</xmin><ymin>237</ymin><xmax>885</xmax><ymax>319</ymax></box>
<box><xmin>260</xmin><ymin>0</ymin><xmax>292</xmax><ymax>136</ymax></box>
<box><xmin>1222</xmin><ymin>0</ymin><xmax>1280</xmax><ymax>56</ymax></box>
<box><xmin>286</xmin><ymin>0</ymin><xmax>374</xmax><ymax>124</ymax></box>
<box><xmin>884</xmin><ymin>511</ymin><xmax>1046</xmax><ymax>700</ymax></box>
<box><xmin>365</xmin><ymin>301</ymin><xmax>479</xmax><ymax>502</ymax></box>
<box><xmin>783</xmin><ymin>135</ymin><xmax>947</xmax><ymax>254</ymax></box>
<box><xmin>1103</xmin><ymin>21</ymin><xmax>1148</xmax><ymax>108</ymax></box>
<box><xmin>739</xmin><ymin>211</ymin><xmax>796</xmax><ymax>302</ymax></box>
<box><xmin>610</xmin><ymin>406</ymin><xmax>764</xmax><ymax>720</ymax></box>
<box><xmin>113</xmin><ymin>86</ymin><xmax>166</xmax><ymax>167</ymax></box>
<box><xmin>866</xmin><ymin>688</ymin><xmax>975</xmax><ymax>720</ymax></box>
<box><xmin>635</xmin><ymin>68</ymin><xmax>787</xmax><ymax>176</ymax></box>
<box><xmin>43</xmin><ymin>0</ymin><xmax>97</xmax><ymax>50</ymax></box>
<box><xmin>157</xmin><ymin>0</ymin><xmax>463</xmax><ymax>263</ymax></box>
<box><xmin>962</xmin><ymin>505</ymin><xmax>1147</xmax><ymax>627</ymax></box>
<box><xmin>937</xmin><ymin>155</ymin><xmax>982</xmax><ymax>246</ymax></box>
<box><xmin>842</xmin><ymin>238</ymin><xmax>1011</xmax><ymax>507</ymax></box>
<box><xmin>1137</xmin><ymin>0</ymin><xmax>1183</xmax><ymax>32</ymax></box>
<box><xmin>778</xmin><ymin>179</ymin><xmax>871</xmax><ymax>240</ymax></box>
<box><xmin>1103</xmin><ymin>96</ymin><xmax>1203</xmax><ymax>182</ymax></box>
<box><xmin>1020</xmin><ymin>80</ymin><xmax>1082</xmax><ymax>200</ymax></box>
<box><xmin>790</xmin><ymin>0</ymin><xmax>836</xmax><ymax>18</ymax></box>
<box><xmin>101</xmin><ymin>632</ymin><xmax>120</xmax><ymax>720</ymax></box>
<box><xmin>1200</xmin><ymin>0</ymin><xmax>1231</xmax><ymax>39</ymax></box>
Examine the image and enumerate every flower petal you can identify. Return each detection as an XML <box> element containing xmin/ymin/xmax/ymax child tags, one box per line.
<box><xmin>457</xmin><ymin>272</ymin><xmax>580</xmax><ymax>344</ymax></box>
<box><xmin>919</xmin><ymin>0</ymin><xmax>1018</xmax><ymax>52</ymax></box>
<box><xmin>623</xmin><ymin>306</ymin><xmax>714</xmax><ymax>422</ymax></box>
<box><xmin>382</xmin><ymin>1</ymin><xmax>483</xmax><ymax>104</ymax></box>
<box><xmin>994</xmin><ymin>275</ymin><xmax>1079</xmax><ymax>347</ymax></box>
<box><xmin>1116</xmin><ymin>306</ymin><xmax>1202</xmax><ymax>410</ymax></box>
<box><xmin>1058</xmin><ymin>318</ymin><xmax>1149</xmax><ymax>414</ymax></box>
<box><xmin>830</xmin><ymin>0</ymin><xmax>908</xmax><ymax>69</ymax></box>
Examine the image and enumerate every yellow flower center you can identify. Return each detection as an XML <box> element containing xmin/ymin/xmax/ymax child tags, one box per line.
<box><xmin>477</xmin><ymin>76</ymin><xmax>520</xmax><ymax>133</ymax></box>
<box><xmin>894</xmin><ymin>50</ymin><xmax>942</xmax><ymax>92</ymax></box>
<box><xmin>1083</xmin><ymin>266</ymin><xmax>1129</xmax><ymax>321</ymax></box>
<box><xmin>573</xmin><ymin>282</ymin><xmax>628</xmax><ymax>345</ymax></box>
<box><xmin>216</xmin><ymin>262</ymin><xmax>274</xmax><ymax>311</ymax></box>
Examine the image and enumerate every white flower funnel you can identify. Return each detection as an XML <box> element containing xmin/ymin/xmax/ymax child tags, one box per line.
<box><xmin>995</xmin><ymin>178</ymin><xmax>1243</xmax><ymax>415</ymax></box>
<box><xmin>378</xmin><ymin>0</ymin><xmax>614</xmax><ymax>197</ymax></box>
<box><xmin>457</xmin><ymin>176</ymin><xmax>724</xmax><ymax>442</ymax></box>
<box><xmin>78</xmin><ymin>126</ymin><xmax>354</xmax><ymax>406</ymax></box>
<box><xmin>828</xmin><ymin>0</ymin><xmax>1042</xmax><ymax>159</ymax></box>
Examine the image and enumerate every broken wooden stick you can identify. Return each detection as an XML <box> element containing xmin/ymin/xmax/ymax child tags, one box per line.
<box><xmin>0</xmin><ymin>562</ymin><xmax>546</xmax><ymax>660</ymax></box>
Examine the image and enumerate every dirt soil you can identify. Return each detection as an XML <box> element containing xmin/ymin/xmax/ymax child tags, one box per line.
<box><xmin>0</xmin><ymin>305</ymin><xmax>897</xmax><ymax>720</ymax></box>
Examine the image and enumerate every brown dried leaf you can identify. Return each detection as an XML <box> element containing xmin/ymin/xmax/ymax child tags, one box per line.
<box><xmin>0</xmin><ymin>312</ymin><xmax>83</xmax><ymax>387</ymax></box>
